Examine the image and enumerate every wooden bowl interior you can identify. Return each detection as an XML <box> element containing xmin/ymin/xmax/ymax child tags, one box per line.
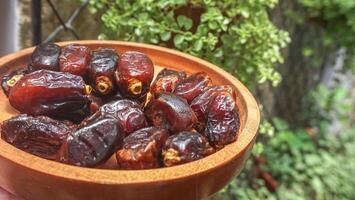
<box><xmin>0</xmin><ymin>41</ymin><xmax>258</xmax><ymax>185</ymax></box>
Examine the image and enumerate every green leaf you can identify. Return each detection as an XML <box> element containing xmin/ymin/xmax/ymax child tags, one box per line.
<box><xmin>177</xmin><ymin>15</ymin><xmax>193</xmax><ymax>30</ymax></box>
<box><xmin>160</xmin><ymin>32</ymin><xmax>171</xmax><ymax>41</ymax></box>
<box><xmin>193</xmin><ymin>40</ymin><xmax>203</xmax><ymax>51</ymax></box>
<box><xmin>174</xmin><ymin>34</ymin><xmax>185</xmax><ymax>46</ymax></box>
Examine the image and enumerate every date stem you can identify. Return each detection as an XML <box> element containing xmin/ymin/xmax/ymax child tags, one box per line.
<box><xmin>96</xmin><ymin>76</ymin><xmax>113</xmax><ymax>95</ymax></box>
<box><xmin>128</xmin><ymin>78</ymin><xmax>142</xmax><ymax>95</ymax></box>
<box><xmin>6</xmin><ymin>74</ymin><xmax>23</xmax><ymax>87</ymax></box>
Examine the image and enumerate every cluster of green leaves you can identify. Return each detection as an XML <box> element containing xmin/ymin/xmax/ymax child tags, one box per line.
<box><xmin>88</xmin><ymin>0</ymin><xmax>290</xmax><ymax>87</ymax></box>
<box><xmin>264</xmin><ymin>118</ymin><xmax>355</xmax><ymax>200</ymax></box>
<box><xmin>302</xmin><ymin>85</ymin><xmax>352</xmax><ymax>127</ymax></box>
<box><xmin>298</xmin><ymin>0</ymin><xmax>355</xmax><ymax>70</ymax></box>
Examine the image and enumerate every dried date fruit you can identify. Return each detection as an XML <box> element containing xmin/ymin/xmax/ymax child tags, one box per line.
<box><xmin>190</xmin><ymin>85</ymin><xmax>236</xmax><ymax>131</ymax></box>
<box><xmin>8</xmin><ymin>70</ymin><xmax>91</xmax><ymax>119</ymax></box>
<box><xmin>1</xmin><ymin>114</ymin><xmax>72</xmax><ymax>160</ymax></box>
<box><xmin>84</xmin><ymin>99</ymin><xmax>147</xmax><ymax>136</ymax></box>
<box><xmin>162</xmin><ymin>131</ymin><xmax>214</xmax><ymax>167</ymax></box>
<box><xmin>103</xmin><ymin>89</ymin><xmax>124</xmax><ymax>104</ymax></box>
<box><xmin>150</xmin><ymin>68</ymin><xmax>186</xmax><ymax>95</ymax></box>
<box><xmin>59</xmin><ymin>44</ymin><xmax>91</xmax><ymax>77</ymax></box>
<box><xmin>31</xmin><ymin>43</ymin><xmax>61</xmax><ymax>71</ymax></box>
<box><xmin>173</xmin><ymin>72</ymin><xmax>212</xmax><ymax>103</ymax></box>
<box><xmin>145</xmin><ymin>93</ymin><xmax>197</xmax><ymax>134</ymax></box>
<box><xmin>87</xmin><ymin>94</ymin><xmax>103</xmax><ymax>114</ymax></box>
<box><xmin>58</xmin><ymin>118</ymin><xmax>124</xmax><ymax>167</ymax></box>
<box><xmin>89</xmin><ymin>48</ymin><xmax>119</xmax><ymax>95</ymax></box>
<box><xmin>63</xmin><ymin>104</ymin><xmax>91</xmax><ymax>124</ymax></box>
<box><xmin>205</xmin><ymin>92</ymin><xmax>240</xmax><ymax>149</ymax></box>
<box><xmin>115</xmin><ymin>51</ymin><xmax>154</xmax><ymax>98</ymax></box>
<box><xmin>1</xmin><ymin>68</ymin><xmax>29</xmax><ymax>96</ymax></box>
<box><xmin>156</xmin><ymin>68</ymin><xmax>187</xmax><ymax>79</ymax></box>
<box><xmin>116</xmin><ymin>127</ymin><xmax>168</xmax><ymax>170</ymax></box>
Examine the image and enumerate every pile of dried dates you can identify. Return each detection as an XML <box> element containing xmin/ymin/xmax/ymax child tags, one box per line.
<box><xmin>0</xmin><ymin>43</ymin><xmax>240</xmax><ymax>169</ymax></box>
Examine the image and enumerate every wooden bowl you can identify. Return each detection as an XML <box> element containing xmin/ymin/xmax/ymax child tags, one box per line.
<box><xmin>0</xmin><ymin>40</ymin><xmax>259</xmax><ymax>200</ymax></box>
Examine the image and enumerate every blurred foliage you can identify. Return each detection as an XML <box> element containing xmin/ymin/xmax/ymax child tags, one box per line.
<box><xmin>298</xmin><ymin>0</ymin><xmax>355</xmax><ymax>71</ymax></box>
<box><xmin>88</xmin><ymin>0</ymin><xmax>290</xmax><ymax>87</ymax></box>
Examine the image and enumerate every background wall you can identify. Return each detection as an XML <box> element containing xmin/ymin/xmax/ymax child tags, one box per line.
<box><xmin>0</xmin><ymin>0</ymin><xmax>19</xmax><ymax>56</ymax></box>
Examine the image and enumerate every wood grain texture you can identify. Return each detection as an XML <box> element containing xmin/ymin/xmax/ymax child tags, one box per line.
<box><xmin>0</xmin><ymin>40</ymin><xmax>260</xmax><ymax>200</ymax></box>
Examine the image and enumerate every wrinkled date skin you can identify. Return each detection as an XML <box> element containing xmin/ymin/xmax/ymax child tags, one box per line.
<box><xmin>1</xmin><ymin>68</ymin><xmax>29</xmax><ymax>96</ymax></box>
<box><xmin>59</xmin><ymin>44</ymin><xmax>91</xmax><ymax>78</ymax></box>
<box><xmin>89</xmin><ymin>48</ymin><xmax>119</xmax><ymax>95</ymax></box>
<box><xmin>115</xmin><ymin>51</ymin><xmax>154</xmax><ymax>98</ymax></box>
<box><xmin>59</xmin><ymin>118</ymin><xmax>124</xmax><ymax>167</ymax></box>
<box><xmin>162</xmin><ymin>131</ymin><xmax>214</xmax><ymax>167</ymax></box>
<box><xmin>150</xmin><ymin>68</ymin><xmax>186</xmax><ymax>96</ymax></box>
<box><xmin>190</xmin><ymin>85</ymin><xmax>236</xmax><ymax>132</ymax></box>
<box><xmin>1</xmin><ymin>114</ymin><xmax>72</xmax><ymax>160</ymax></box>
<box><xmin>31</xmin><ymin>43</ymin><xmax>61</xmax><ymax>71</ymax></box>
<box><xmin>116</xmin><ymin>127</ymin><xmax>169</xmax><ymax>170</ymax></box>
<box><xmin>84</xmin><ymin>99</ymin><xmax>147</xmax><ymax>136</ymax></box>
<box><xmin>8</xmin><ymin>70</ymin><xmax>90</xmax><ymax>120</ymax></box>
<box><xmin>145</xmin><ymin>93</ymin><xmax>197</xmax><ymax>134</ymax></box>
<box><xmin>205</xmin><ymin>92</ymin><xmax>240</xmax><ymax>149</ymax></box>
<box><xmin>173</xmin><ymin>72</ymin><xmax>212</xmax><ymax>103</ymax></box>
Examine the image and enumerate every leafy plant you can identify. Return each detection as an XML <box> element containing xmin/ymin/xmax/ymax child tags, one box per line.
<box><xmin>88</xmin><ymin>0</ymin><xmax>290</xmax><ymax>87</ymax></box>
<box><xmin>298</xmin><ymin>0</ymin><xmax>355</xmax><ymax>71</ymax></box>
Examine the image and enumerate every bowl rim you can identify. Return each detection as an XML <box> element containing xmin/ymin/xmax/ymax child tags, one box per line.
<box><xmin>0</xmin><ymin>40</ymin><xmax>259</xmax><ymax>184</ymax></box>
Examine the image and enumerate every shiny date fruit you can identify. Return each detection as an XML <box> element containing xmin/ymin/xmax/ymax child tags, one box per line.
<box><xmin>173</xmin><ymin>72</ymin><xmax>212</xmax><ymax>103</ymax></box>
<box><xmin>150</xmin><ymin>68</ymin><xmax>187</xmax><ymax>95</ymax></box>
<box><xmin>116</xmin><ymin>127</ymin><xmax>169</xmax><ymax>170</ymax></box>
<box><xmin>64</xmin><ymin>104</ymin><xmax>91</xmax><ymax>124</ymax></box>
<box><xmin>59</xmin><ymin>44</ymin><xmax>91</xmax><ymax>77</ymax></box>
<box><xmin>31</xmin><ymin>43</ymin><xmax>61</xmax><ymax>71</ymax></box>
<box><xmin>1</xmin><ymin>114</ymin><xmax>72</xmax><ymax>160</ymax></box>
<box><xmin>145</xmin><ymin>93</ymin><xmax>197</xmax><ymax>134</ymax></box>
<box><xmin>1</xmin><ymin>67</ymin><xmax>29</xmax><ymax>96</ymax></box>
<box><xmin>205</xmin><ymin>92</ymin><xmax>240</xmax><ymax>149</ymax></box>
<box><xmin>162</xmin><ymin>131</ymin><xmax>214</xmax><ymax>167</ymax></box>
<box><xmin>89</xmin><ymin>48</ymin><xmax>119</xmax><ymax>95</ymax></box>
<box><xmin>87</xmin><ymin>94</ymin><xmax>103</xmax><ymax>114</ymax></box>
<box><xmin>8</xmin><ymin>70</ymin><xmax>91</xmax><ymax>118</ymax></box>
<box><xmin>84</xmin><ymin>99</ymin><xmax>147</xmax><ymax>136</ymax></box>
<box><xmin>115</xmin><ymin>51</ymin><xmax>154</xmax><ymax>98</ymax></box>
<box><xmin>103</xmin><ymin>89</ymin><xmax>124</xmax><ymax>104</ymax></box>
<box><xmin>190</xmin><ymin>85</ymin><xmax>236</xmax><ymax>131</ymax></box>
<box><xmin>58</xmin><ymin>118</ymin><xmax>124</xmax><ymax>167</ymax></box>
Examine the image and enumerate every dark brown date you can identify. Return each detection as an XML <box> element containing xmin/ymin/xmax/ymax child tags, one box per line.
<box><xmin>89</xmin><ymin>48</ymin><xmax>119</xmax><ymax>95</ymax></box>
<box><xmin>162</xmin><ymin>131</ymin><xmax>214</xmax><ymax>167</ymax></box>
<box><xmin>1</xmin><ymin>68</ymin><xmax>29</xmax><ymax>96</ymax></box>
<box><xmin>103</xmin><ymin>89</ymin><xmax>124</xmax><ymax>104</ymax></box>
<box><xmin>145</xmin><ymin>93</ymin><xmax>197</xmax><ymax>134</ymax></box>
<box><xmin>1</xmin><ymin>114</ymin><xmax>72</xmax><ymax>160</ymax></box>
<box><xmin>150</xmin><ymin>68</ymin><xmax>186</xmax><ymax>95</ymax></box>
<box><xmin>31</xmin><ymin>43</ymin><xmax>61</xmax><ymax>71</ymax></box>
<box><xmin>115</xmin><ymin>51</ymin><xmax>154</xmax><ymax>98</ymax></box>
<box><xmin>205</xmin><ymin>92</ymin><xmax>240</xmax><ymax>149</ymax></box>
<box><xmin>190</xmin><ymin>85</ymin><xmax>236</xmax><ymax>131</ymax></box>
<box><xmin>116</xmin><ymin>127</ymin><xmax>168</xmax><ymax>170</ymax></box>
<box><xmin>59</xmin><ymin>44</ymin><xmax>91</xmax><ymax>77</ymax></box>
<box><xmin>87</xmin><ymin>94</ymin><xmax>103</xmax><ymax>114</ymax></box>
<box><xmin>173</xmin><ymin>72</ymin><xmax>212</xmax><ymax>103</ymax></box>
<box><xmin>58</xmin><ymin>118</ymin><xmax>124</xmax><ymax>167</ymax></box>
<box><xmin>8</xmin><ymin>70</ymin><xmax>91</xmax><ymax>119</ymax></box>
<box><xmin>84</xmin><ymin>99</ymin><xmax>147</xmax><ymax>136</ymax></box>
